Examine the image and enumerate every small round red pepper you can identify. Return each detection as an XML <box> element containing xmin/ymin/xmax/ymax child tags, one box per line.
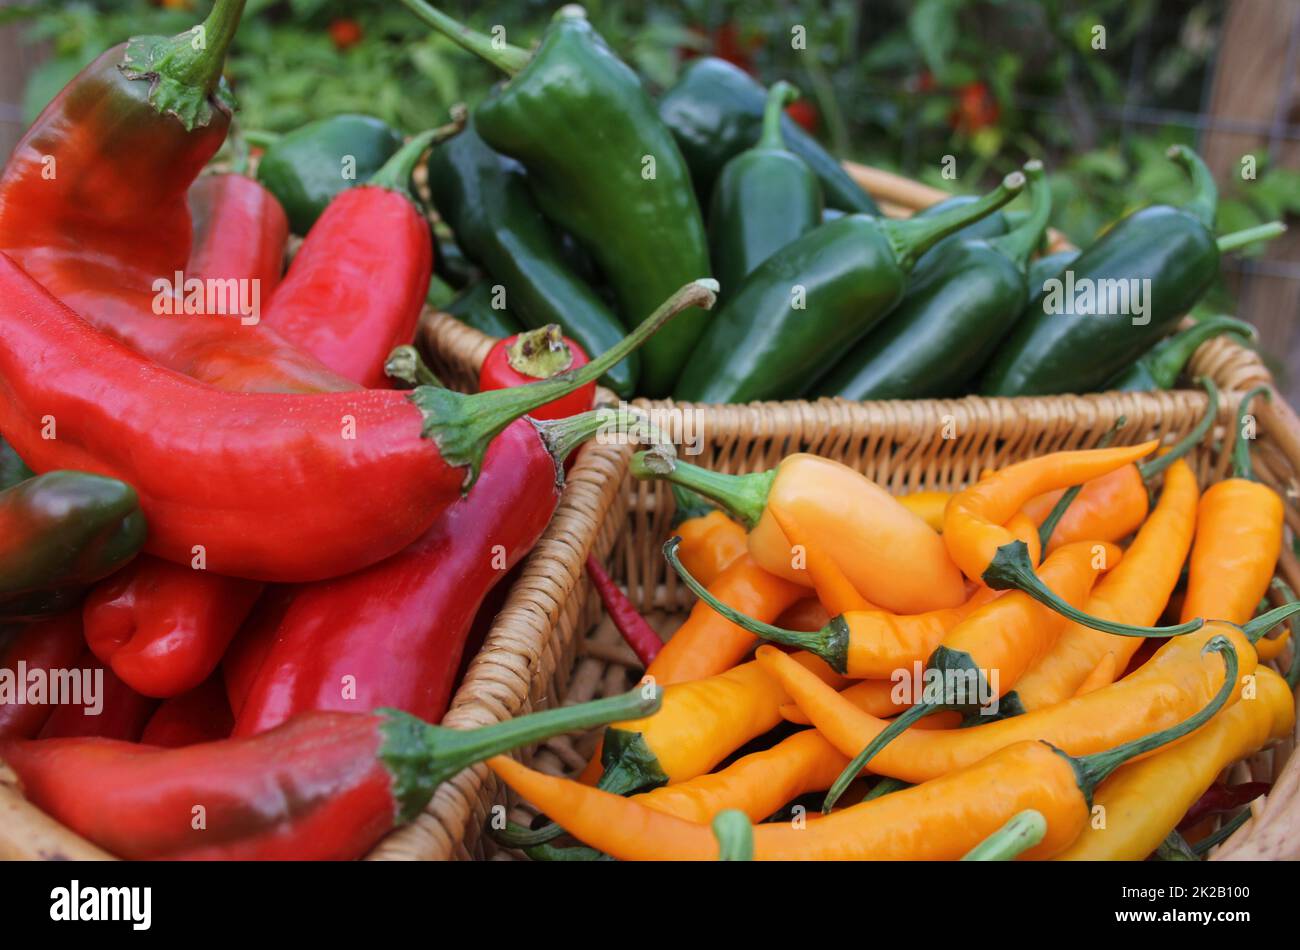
<box><xmin>478</xmin><ymin>324</ymin><xmax>595</xmax><ymax>421</ymax></box>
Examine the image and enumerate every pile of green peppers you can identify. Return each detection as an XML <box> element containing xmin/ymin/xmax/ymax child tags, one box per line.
<box><xmin>337</xmin><ymin>2</ymin><xmax>1279</xmax><ymax>403</ymax></box>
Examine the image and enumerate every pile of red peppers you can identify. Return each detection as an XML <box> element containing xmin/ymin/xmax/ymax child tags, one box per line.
<box><xmin>0</xmin><ymin>0</ymin><xmax>704</xmax><ymax>860</ymax></box>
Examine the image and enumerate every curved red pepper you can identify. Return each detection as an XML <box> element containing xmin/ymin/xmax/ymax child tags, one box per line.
<box><xmin>478</xmin><ymin>325</ymin><xmax>595</xmax><ymax>421</ymax></box>
<box><xmin>140</xmin><ymin>674</ymin><xmax>234</xmax><ymax>748</ymax></box>
<box><xmin>38</xmin><ymin>650</ymin><xmax>158</xmax><ymax>742</ymax></box>
<box><xmin>0</xmin><ymin>254</ymin><xmax>690</xmax><ymax>581</ymax></box>
<box><xmin>187</xmin><ymin>172</ymin><xmax>289</xmax><ymax>298</ymax></box>
<box><xmin>2</xmin><ymin>687</ymin><xmax>659</xmax><ymax>859</ymax></box>
<box><xmin>83</xmin><ymin>559</ymin><xmax>262</xmax><ymax>698</ymax></box>
<box><xmin>0</xmin><ymin>613</ymin><xmax>86</xmax><ymax>739</ymax></box>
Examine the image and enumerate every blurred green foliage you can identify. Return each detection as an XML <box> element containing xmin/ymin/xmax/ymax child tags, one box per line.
<box><xmin>6</xmin><ymin>0</ymin><xmax>1296</xmax><ymax>253</ymax></box>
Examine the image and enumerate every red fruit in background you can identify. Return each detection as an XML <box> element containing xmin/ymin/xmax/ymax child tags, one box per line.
<box><xmin>785</xmin><ymin>98</ymin><xmax>819</xmax><ymax>133</ymax></box>
<box><xmin>951</xmin><ymin>81</ymin><xmax>1000</xmax><ymax>133</ymax></box>
<box><xmin>329</xmin><ymin>18</ymin><xmax>364</xmax><ymax>51</ymax></box>
<box><xmin>679</xmin><ymin>21</ymin><xmax>762</xmax><ymax>74</ymax></box>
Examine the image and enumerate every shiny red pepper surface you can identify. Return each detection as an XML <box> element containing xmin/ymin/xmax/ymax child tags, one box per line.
<box><xmin>0</xmin><ymin>614</ymin><xmax>86</xmax><ymax>739</ymax></box>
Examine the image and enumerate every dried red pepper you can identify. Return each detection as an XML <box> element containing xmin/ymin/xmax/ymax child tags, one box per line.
<box><xmin>586</xmin><ymin>555</ymin><xmax>662</xmax><ymax>666</ymax></box>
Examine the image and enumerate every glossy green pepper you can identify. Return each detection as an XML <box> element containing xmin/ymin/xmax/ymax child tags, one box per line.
<box><xmin>1103</xmin><ymin>315</ymin><xmax>1256</xmax><ymax>391</ymax></box>
<box><xmin>981</xmin><ymin>146</ymin><xmax>1232</xmax><ymax>395</ymax></box>
<box><xmin>673</xmin><ymin>171</ymin><xmax>1026</xmax><ymax>403</ymax></box>
<box><xmin>658</xmin><ymin>57</ymin><xmax>880</xmax><ymax>215</ymax></box>
<box><xmin>255</xmin><ymin>114</ymin><xmax>403</xmax><ymax>234</ymax></box>
<box><xmin>708</xmin><ymin>81</ymin><xmax>822</xmax><ymax>302</ymax></box>
<box><xmin>402</xmin><ymin>3</ymin><xmax>711</xmax><ymax>397</ymax></box>
<box><xmin>819</xmin><ymin>161</ymin><xmax>1050</xmax><ymax>400</ymax></box>
<box><xmin>425</xmin><ymin>115</ymin><xmax>636</xmax><ymax>396</ymax></box>
<box><xmin>442</xmin><ymin>281</ymin><xmax>524</xmax><ymax>342</ymax></box>
<box><xmin>912</xmin><ymin>192</ymin><xmax>1010</xmax><ymax>270</ymax></box>
<box><xmin>0</xmin><ymin>472</ymin><xmax>147</xmax><ymax>621</ymax></box>
<box><xmin>0</xmin><ymin>439</ymin><xmax>33</xmax><ymax>491</ymax></box>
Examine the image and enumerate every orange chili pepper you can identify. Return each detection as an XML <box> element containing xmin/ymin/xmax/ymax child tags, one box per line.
<box><xmin>1022</xmin><ymin>466</ymin><xmax>1148</xmax><ymax>553</ymax></box>
<box><xmin>1014</xmin><ymin>457</ymin><xmax>1200</xmax><ymax>709</ymax></box>
<box><xmin>775</xmin><ymin>598</ymin><xmax>831</xmax><ymax>632</ymax></box>
<box><xmin>669</xmin><ymin>484</ymin><xmax>747</xmax><ymax>588</ymax></box>
<box><xmin>942</xmin><ymin>440</ymin><xmax>1203</xmax><ymax>639</ymax></box>
<box><xmin>780</xmin><ymin>679</ymin><xmax>961</xmax><ymax>727</ymax></box>
<box><xmin>756</xmin><ymin>601</ymin><xmax>1297</xmax><ymax>786</ymax></box>
<box><xmin>630</xmin><ymin>448</ymin><xmax>965</xmax><ymax>613</ymax></box>
<box><xmin>1180</xmin><ymin>386</ymin><xmax>1284</xmax><ymax>627</ymax></box>
<box><xmin>489</xmin><ymin>643</ymin><xmax>1236</xmax><ymax>860</ymax></box>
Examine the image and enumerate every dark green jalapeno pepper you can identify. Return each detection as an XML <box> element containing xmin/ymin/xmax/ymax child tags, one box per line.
<box><xmin>979</xmin><ymin>146</ymin><xmax>1282</xmax><ymax>396</ymax></box>
<box><xmin>819</xmin><ymin>161</ymin><xmax>1050</xmax><ymax>400</ymax></box>
<box><xmin>425</xmin><ymin>116</ymin><xmax>636</xmax><ymax>396</ymax></box>
<box><xmin>442</xmin><ymin>281</ymin><xmax>525</xmax><ymax>342</ymax></box>
<box><xmin>708</xmin><ymin>81</ymin><xmax>822</xmax><ymax>302</ymax></box>
<box><xmin>0</xmin><ymin>472</ymin><xmax>147</xmax><ymax>621</ymax></box>
<box><xmin>658</xmin><ymin>56</ymin><xmax>880</xmax><ymax>216</ymax></box>
<box><xmin>1102</xmin><ymin>315</ymin><xmax>1256</xmax><ymax>391</ymax></box>
<box><xmin>672</xmin><ymin>172</ymin><xmax>1025</xmax><ymax>404</ymax></box>
<box><xmin>401</xmin><ymin>2</ymin><xmax>711</xmax><ymax>397</ymax></box>
<box><xmin>254</xmin><ymin>114</ymin><xmax>404</xmax><ymax>234</ymax></box>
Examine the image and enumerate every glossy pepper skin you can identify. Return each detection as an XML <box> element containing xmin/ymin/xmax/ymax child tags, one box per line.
<box><xmin>0</xmin><ymin>472</ymin><xmax>146</xmax><ymax>621</ymax></box>
<box><xmin>674</xmin><ymin>172</ymin><xmax>1025</xmax><ymax>403</ymax></box>
<box><xmin>909</xmin><ymin>192</ymin><xmax>1010</xmax><ymax>270</ymax></box>
<box><xmin>443</xmin><ymin>281</ymin><xmax>524</xmax><ymax>340</ymax></box>
<box><xmin>1103</xmin><ymin>315</ymin><xmax>1255</xmax><ymax>391</ymax></box>
<box><xmin>186</xmin><ymin>172</ymin><xmax>289</xmax><ymax>297</ymax></box>
<box><xmin>258</xmin><ymin>131</ymin><xmax>438</xmax><ymax>390</ymax></box>
<box><xmin>402</xmin><ymin>2</ymin><xmax>712</xmax><ymax>397</ymax></box>
<box><xmin>820</xmin><ymin>161</ymin><xmax>1050</xmax><ymax>400</ymax></box>
<box><xmin>232</xmin><ymin>409</ymin><xmax>624</xmax><ymax>736</ymax></box>
<box><xmin>477</xmin><ymin>327</ymin><xmax>594</xmax><ymax>423</ymax></box>
<box><xmin>254</xmin><ymin>113</ymin><xmax>403</xmax><ymax>234</ymax></box>
<box><xmin>0</xmin><ymin>254</ymin><xmax>704</xmax><ymax>582</ymax></box>
<box><xmin>1</xmin><ymin>687</ymin><xmax>661</xmax><ymax>861</ymax></box>
<box><xmin>708</xmin><ymin>81</ymin><xmax>822</xmax><ymax>301</ymax></box>
<box><xmin>657</xmin><ymin>57</ymin><xmax>880</xmax><ymax>215</ymax></box>
<box><xmin>1055</xmin><ymin>666</ymin><xmax>1295</xmax><ymax>861</ymax></box>
<box><xmin>0</xmin><ymin>614</ymin><xmax>86</xmax><ymax>739</ymax></box>
<box><xmin>426</xmin><ymin>116</ymin><xmax>636</xmax><ymax>396</ymax></box>
<box><xmin>981</xmin><ymin>146</ymin><xmax>1221</xmax><ymax>395</ymax></box>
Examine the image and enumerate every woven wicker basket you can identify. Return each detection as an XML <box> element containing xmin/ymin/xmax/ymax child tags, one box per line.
<box><xmin>1</xmin><ymin>164</ymin><xmax>1296</xmax><ymax>862</ymax></box>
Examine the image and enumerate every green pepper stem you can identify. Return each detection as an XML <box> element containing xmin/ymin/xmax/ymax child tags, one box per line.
<box><xmin>823</xmin><ymin>700</ymin><xmax>938</xmax><ymax>813</ymax></box>
<box><xmin>1143</xmin><ymin>319</ymin><xmax>1256</xmax><ymax>390</ymax></box>
<box><xmin>505</xmin><ymin>325</ymin><xmax>574</xmax><ymax>379</ymax></box>
<box><xmin>491</xmin><ymin>820</ymin><xmax>567</xmax><ymax>849</ymax></box>
<box><xmin>379</xmin><ymin>685</ymin><xmax>663</xmax><ymax>823</ymax></box>
<box><xmin>1193</xmin><ymin>808</ymin><xmax>1251</xmax><ymax>855</ymax></box>
<box><xmin>988</xmin><ymin>160</ymin><xmax>1051</xmax><ymax>267</ymax></box>
<box><xmin>882</xmin><ymin>171</ymin><xmax>1025</xmax><ymax>273</ymax></box>
<box><xmin>523</xmin><ymin>839</ymin><xmax>610</xmax><ymax>861</ymax></box>
<box><xmin>669</xmin><ymin>483</ymin><xmax>715</xmax><ymax>528</ymax></box>
<box><xmin>961</xmin><ymin>810</ymin><xmax>1048</xmax><ymax>861</ymax></box>
<box><xmin>385</xmin><ymin>345</ymin><xmax>444</xmax><ymax>389</ymax></box>
<box><xmin>533</xmin><ymin>407</ymin><xmax>671</xmax><ymax>469</ymax></box>
<box><xmin>1167</xmin><ymin>145</ymin><xmax>1218</xmax><ymax>229</ymax></box>
<box><xmin>631</xmin><ymin>451</ymin><xmax>773</xmax><ymax>530</ymax></box>
<box><xmin>398</xmin><ymin>0</ymin><xmax>532</xmax><ymax>75</ymax></box>
<box><xmin>412</xmin><ymin>279</ymin><xmax>716</xmax><ymax>488</ymax></box>
<box><xmin>712</xmin><ymin>810</ymin><xmax>755</xmax><ymax>861</ymax></box>
<box><xmin>1038</xmin><ymin>418</ymin><xmax>1125</xmax><ymax>549</ymax></box>
<box><xmin>1231</xmin><ymin>385</ymin><xmax>1271</xmax><ymax>481</ymax></box>
<box><xmin>369</xmin><ymin>120</ymin><xmax>462</xmax><ymax>195</ymax></box>
<box><xmin>1074</xmin><ymin>636</ymin><xmax>1237</xmax><ymax>793</ymax></box>
<box><xmin>1217</xmin><ymin>221</ymin><xmax>1287</xmax><ymax>253</ymax></box>
<box><xmin>1241</xmin><ymin>600</ymin><xmax>1300</xmax><ymax>644</ymax></box>
<box><xmin>862</xmin><ymin>777</ymin><xmax>912</xmax><ymax>801</ymax></box>
<box><xmin>663</xmin><ymin>537</ymin><xmax>846</xmax><ymax>668</ymax></box>
<box><xmin>757</xmin><ymin>81</ymin><xmax>799</xmax><ymax>151</ymax></box>
<box><xmin>1138</xmin><ymin>378</ymin><xmax>1220</xmax><ymax>481</ymax></box>
<box><xmin>983</xmin><ymin>540</ymin><xmax>1205</xmax><ymax>638</ymax></box>
<box><xmin>175</xmin><ymin>0</ymin><xmax>247</xmax><ymax>94</ymax></box>
<box><xmin>1155</xmin><ymin>830</ymin><xmax>1201</xmax><ymax>861</ymax></box>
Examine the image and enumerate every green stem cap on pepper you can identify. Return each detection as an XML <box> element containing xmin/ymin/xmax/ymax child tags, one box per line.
<box><xmin>961</xmin><ymin>809</ymin><xmax>1047</xmax><ymax>861</ymax></box>
<box><xmin>756</xmin><ymin>81</ymin><xmax>800</xmax><ymax>151</ymax></box>
<box><xmin>630</xmin><ymin>449</ymin><xmax>774</xmax><ymax>530</ymax></box>
<box><xmin>1167</xmin><ymin>144</ymin><xmax>1218</xmax><ymax>229</ymax></box>
<box><xmin>712</xmin><ymin>809</ymin><xmax>754</xmax><ymax>861</ymax></box>
<box><xmin>987</xmin><ymin>160</ymin><xmax>1052</xmax><ymax>268</ymax></box>
<box><xmin>881</xmin><ymin>171</ymin><xmax>1026</xmax><ymax>273</ymax></box>
<box><xmin>1105</xmin><ymin>319</ymin><xmax>1256</xmax><ymax>391</ymax></box>
<box><xmin>398</xmin><ymin>0</ymin><xmax>533</xmax><ymax>75</ymax></box>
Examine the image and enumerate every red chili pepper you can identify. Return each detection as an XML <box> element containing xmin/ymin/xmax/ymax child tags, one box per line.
<box><xmin>140</xmin><ymin>674</ymin><xmax>234</xmax><ymax>747</ymax></box>
<box><xmin>0</xmin><ymin>254</ymin><xmax>707</xmax><ymax>582</ymax></box>
<box><xmin>0</xmin><ymin>613</ymin><xmax>85</xmax><ymax>739</ymax></box>
<box><xmin>83</xmin><ymin>559</ymin><xmax>262</xmax><ymax>698</ymax></box>
<box><xmin>222</xmin><ymin>588</ymin><xmax>294</xmax><ymax>719</ymax></box>
<box><xmin>478</xmin><ymin>325</ymin><xmax>595</xmax><ymax>421</ymax></box>
<box><xmin>586</xmin><ymin>555</ymin><xmax>662</xmax><ymax>666</ymax></box>
<box><xmin>38</xmin><ymin>650</ymin><xmax>158</xmax><ymax>742</ymax></box>
<box><xmin>1178</xmin><ymin>781</ymin><xmax>1272</xmax><ymax>830</ymax></box>
<box><xmin>232</xmin><ymin>407</ymin><xmax>638</xmax><ymax>734</ymax></box>
<box><xmin>328</xmin><ymin>17</ymin><xmax>364</xmax><ymax>51</ymax></box>
<box><xmin>187</xmin><ymin>172</ymin><xmax>289</xmax><ymax>297</ymax></box>
<box><xmin>2</xmin><ymin>686</ymin><xmax>661</xmax><ymax>859</ymax></box>
<box><xmin>258</xmin><ymin>130</ymin><xmax>445</xmax><ymax>390</ymax></box>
